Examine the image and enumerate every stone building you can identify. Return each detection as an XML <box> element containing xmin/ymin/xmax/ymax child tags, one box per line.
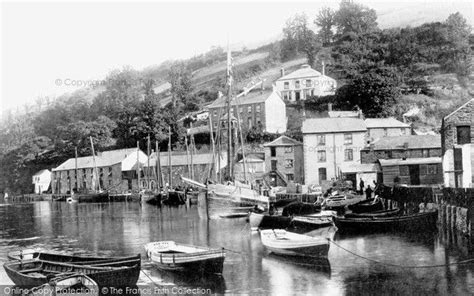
<box><xmin>365</xmin><ymin>118</ymin><xmax>412</xmax><ymax>142</ymax></box>
<box><xmin>52</xmin><ymin>148</ymin><xmax>148</xmax><ymax>195</ymax></box>
<box><xmin>275</xmin><ymin>64</ymin><xmax>337</xmax><ymax>102</ymax></box>
<box><xmin>263</xmin><ymin>136</ymin><xmax>304</xmax><ymax>186</ymax></box>
<box><xmin>207</xmin><ymin>88</ymin><xmax>286</xmax><ymax>133</ymax></box>
<box><xmin>441</xmin><ymin>98</ymin><xmax>474</xmax><ymax>188</ymax></box>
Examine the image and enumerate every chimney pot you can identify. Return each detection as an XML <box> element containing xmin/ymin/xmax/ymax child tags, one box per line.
<box><xmin>280</xmin><ymin>68</ymin><xmax>285</xmax><ymax>77</ymax></box>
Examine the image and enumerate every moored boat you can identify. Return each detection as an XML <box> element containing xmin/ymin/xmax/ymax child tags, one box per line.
<box><xmin>140</xmin><ymin>190</ymin><xmax>162</xmax><ymax>205</ymax></box>
<box><xmin>290</xmin><ymin>211</ymin><xmax>336</xmax><ymax>230</ymax></box>
<box><xmin>248</xmin><ymin>212</ymin><xmax>292</xmax><ymax>231</ymax></box>
<box><xmin>3</xmin><ymin>257</ymin><xmax>141</xmax><ymax>288</ymax></box>
<box><xmin>71</xmin><ymin>191</ymin><xmax>109</xmax><ymax>203</ymax></box>
<box><xmin>8</xmin><ymin>249</ymin><xmax>139</xmax><ymax>264</ymax></box>
<box><xmin>145</xmin><ymin>241</ymin><xmax>225</xmax><ymax>274</ymax></box>
<box><xmin>344</xmin><ymin>208</ymin><xmax>401</xmax><ymax>218</ymax></box>
<box><xmin>27</xmin><ymin>273</ymin><xmax>98</xmax><ymax>296</ymax></box>
<box><xmin>334</xmin><ymin>210</ymin><xmax>438</xmax><ymax>233</ymax></box>
<box><xmin>260</xmin><ymin>229</ymin><xmax>330</xmax><ymax>257</ymax></box>
<box><xmin>347</xmin><ymin>198</ymin><xmax>383</xmax><ymax>213</ymax></box>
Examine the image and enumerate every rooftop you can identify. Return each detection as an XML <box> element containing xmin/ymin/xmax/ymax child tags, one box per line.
<box><xmin>365</xmin><ymin>117</ymin><xmax>410</xmax><ymax>128</ymax></box>
<box><xmin>53</xmin><ymin>148</ymin><xmax>139</xmax><ymax>171</ymax></box>
<box><xmin>368</xmin><ymin>135</ymin><xmax>441</xmax><ymax>150</ymax></box>
<box><xmin>302</xmin><ymin>117</ymin><xmax>367</xmax><ymax>134</ymax></box>
<box><xmin>264</xmin><ymin>135</ymin><xmax>302</xmax><ymax>147</ymax></box>
<box><xmin>379</xmin><ymin>157</ymin><xmax>441</xmax><ymax>166</ymax></box>
<box><xmin>328</xmin><ymin>111</ymin><xmax>361</xmax><ymax>118</ymax></box>
<box><xmin>149</xmin><ymin>151</ymin><xmax>228</xmax><ymax>167</ymax></box>
<box><xmin>207</xmin><ymin>89</ymin><xmax>273</xmax><ymax>109</ymax></box>
<box><xmin>277</xmin><ymin>65</ymin><xmax>328</xmax><ymax>81</ymax></box>
<box><xmin>444</xmin><ymin>98</ymin><xmax>474</xmax><ymax>121</ymax></box>
<box><xmin>340</xmin><ymin>163</ymin><xmax>380</xmax><ymax>173</ymax></box>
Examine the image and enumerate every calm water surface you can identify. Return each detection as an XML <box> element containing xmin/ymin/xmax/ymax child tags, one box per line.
<box><xmin>0</xmin><ymin>199</ymin><xmax>473</xmax><ymax>295</ymax></box>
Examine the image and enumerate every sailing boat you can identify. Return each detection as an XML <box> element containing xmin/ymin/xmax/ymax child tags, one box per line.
<box><xmin>181</xmin><ymin>48</ymin><xmax>271</xmax><ymax>218</ymax></box>
<box><xmin>162</xmin><ymin>127</ymin><xmax>186</xmax><ymax>206</ymax></box>
<box><xmin>69</xmin><ymin>137</ymin><xmax>109</xmax><ymax>203</ymax></box>
<box><xmin>140</xmin><ymin>136</ymin><xmax>162</xmax><ymax>205</ymax></box>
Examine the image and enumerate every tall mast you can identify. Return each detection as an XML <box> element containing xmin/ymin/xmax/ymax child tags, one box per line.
<box><xmin>226</xmin><ymin>46</ymin><xmax>233</xmax><ymax>180</ymax></box>
<box><xmin>89</xmin><ymin>136</ymin><xmax>101</xmax><ymax>192</ymax></box>
<box><xmin>208</xmin><ymin>115</ymin><xmax>217</xmax><ymax>181</ymax></box>
<box><xmin>75</xmin><ymin>146</ymin><xmax>79</xmax><ymax>191</ymax></box>
<box><xmin>147</xmin><ymin>134</ymin><xmax>151</xmax><ymax>189</ymax></box>
<box><xmin>155</xmin><ymin>141</ymin><xmax>162</xmax><ymax>189</ymax></box>
<box><xmin>168</xmin><ymin>126</ymin><xmax>172</xmax><ymax>188</ymax></box>
<box><xmin>185</xmin><ymin>135</ymin><xmax>191</xmax><ymax>177</ymax></box>
<box><xmin>190</xmin><ymin>122</ymin><xmax>195</xmax><ymax>180</ymax></box>
<box><xmin>136</xmin><ymin>141</ymin><xmax>141</xmax><ymax>191</ymax></box>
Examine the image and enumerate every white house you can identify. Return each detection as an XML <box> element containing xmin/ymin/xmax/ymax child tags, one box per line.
<box><xmin>302</xmin><ymin>117</ymin><xmax>367</xmax><ymax>185</ymax></box>
<box><xmin>275</xmin><ymin>64</ymin><xmax>337</xmax><ymax>102</ymax></box>
<box><xmin>32</xmin><ymin>169</ymin><xmax>51</xmax><ymax>194</ymax></box>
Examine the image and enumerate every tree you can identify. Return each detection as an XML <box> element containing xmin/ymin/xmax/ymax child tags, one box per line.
<box><xmin>444</xmin><ymin>12</ymin><xmax>472</xmax><ymax>76</ymax></box>
<box><xmin>315</xmin><ymin>7</ymin><xmax>336</xmax><ymax>46</ymax></box>
<box><xmin>168</xmin><ymin>62</ymin><xmax>193</xmax><ymax>109</ymax></box>
<box><xmin>334</xmin><ymin>0</ymin><xmax>378</xmax><ymax>37</ymax></box>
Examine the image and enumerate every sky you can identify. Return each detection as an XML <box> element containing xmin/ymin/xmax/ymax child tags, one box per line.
<box><xmin>1</xmin><ymin>0</ymin><xmax>473</xmax><ymax>116</ymax></box>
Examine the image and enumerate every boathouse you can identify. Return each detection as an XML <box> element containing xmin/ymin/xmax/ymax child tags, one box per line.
<box><xmin>52</xmin><ymin>148</ymin><xmax>148</xmax><ymax>194</ymax></box>
<box><xmin>32</xmin><ymin>169</ymin><xmax>51</xmax><ymax>194</ymax></box>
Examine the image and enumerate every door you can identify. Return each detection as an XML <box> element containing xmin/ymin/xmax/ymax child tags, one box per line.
<box><xmin>318</xmin><ymin>168</ymin><xmax>327</xmax><ymax>184</ymax></box>
<box><xmin>295</xmin><ymin>91</ymin><xmax>301</xmax><ymax>101</ymax></box>
<box><xmin>409</xmin><ymin>165</ymin><xmax>420</xmax><ymax>185</ymax></box>
<box><xmin>271</xmin><ymin>160</ymin><xmax>277</xmax><ymax>171</ymax></box>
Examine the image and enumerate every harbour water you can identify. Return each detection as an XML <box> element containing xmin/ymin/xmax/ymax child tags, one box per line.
<box><xmin>0</xmin><ymin>199</ymin><xmax>473</xmax><ymax>295</ymax></box>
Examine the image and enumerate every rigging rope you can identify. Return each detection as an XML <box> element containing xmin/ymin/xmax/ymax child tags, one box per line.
<box><xmin>328</xmin><ymin>239</ymin><xmax>474</xmax><ymax>269</ymax></box>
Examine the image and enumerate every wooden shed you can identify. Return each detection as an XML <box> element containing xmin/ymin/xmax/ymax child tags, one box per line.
<box><xmin>379</xmin><ymin>157</ymin><xmax>443</xmax><ymax>186</ymax></box>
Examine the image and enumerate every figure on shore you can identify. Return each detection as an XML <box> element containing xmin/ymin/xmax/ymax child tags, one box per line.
<box><xmin>365</xmin><ymin>185</ymin><xmax>373</xmax><ymax>200</ymax></box>
<box><xmin>359</xmin><ymin>179</ymin><xmax>365</xmax><ymax>195</ymax></box>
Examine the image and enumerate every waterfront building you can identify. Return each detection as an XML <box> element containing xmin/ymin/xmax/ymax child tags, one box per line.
<box><xmin>365</xmin><ymin>117</ymin><xmax>412</xmax><ymax>142</ymax></box>
<box><xmin>302</xmin><ymin>117</ymin><xmax>367</xmax><ymax>186</ymax></box>
<box><xmin>32</xmin><ymin>169</ymin><xmax>51</xmax><ymax>194</ymax></box>
<box><xmin>52</xmin><ymin>148</ymin><xmax>148</xmax><ymax>195</ymax></box>
<box><xmin>234</xmin><ymin>155</ymin><xmax>266</xmax><ymax>183</ymax></box>
<box><xmin>207</xmin><ymin>88</ymin><xmax>287</xmax><ymax>133</ymax></box>
<box><xmin>275</xmin><ymin>64</ymin><xmax>337</xmax><ymax>102</ymax></box>
<box><xmin>263</xmin><ymin>136</ymin><xmax>304</xmax><ymax>186</ymax></box>
<box><xmin>441</xmin><ymin>98</ymin><xmax>474</xmax><ymax>188</ymax></box>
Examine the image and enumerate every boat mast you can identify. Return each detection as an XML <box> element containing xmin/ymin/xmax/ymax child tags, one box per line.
<box><xmin>168</xmin><ymin>126</ymin><xmax>172</xmax><ymax>189</ymax></box>
<box><xmin>147</xmin><ymin>134</ymin><xmax>151</xmax><ymax>190</ymax></box>
<box><xmin>226</xmin><ymin>47</ymin><xmax>233</xmax><ymax>180</ymax></box>
<box><xmin>74</xmin><ymin>146</ymin><xmax>79</xmax><ymax>193</ymax></box>
<box><xmin>208</xmin><ymin>115</ymin><xmax>217</xmax><ymax>181</ymax></box>
<box><xmin>190</xmin><ymin>122</ymin><xmax>195</xmax><ymax>180</ymax></box>
<box><xmin>89</xmin><ymin>136</ymin><xmax>101</xmax><ymax>192</ymax></box>
<box><xmin>136</xmin><ymin>141</ymin><xmax>141</xmax><ymax>192</ymax></box>
<box><xmin>185</xmin><ymin>134</ymin><xmax>191</xmax><ymax>178</ymax></box>
<box><xmin>155</xmin><ymin>141</ymin><xmax>162</xmax><ymax>189</ymax></box>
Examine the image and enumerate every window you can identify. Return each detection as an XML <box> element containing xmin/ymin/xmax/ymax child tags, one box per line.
<box><xmin>295</xmin><ymin>91</ymin><xmax>301</xmax><ymax>101</ymax></box>
<box><xmin>256</xmin><ymin>117</ymin><xmax>261</xmax><ymax>126</ymax></box>
<box><xmin>256</xmin><ymin>105</ymin><xmax>261</xmax><ymax>113</ymax></box>
<box><xmin>286</xmin><ymin>174</ymin><xmax>294</xmax><ymax>181</ymax></box>
<box><xmin>284</xmin><ymin>82</ymin><xmax>289</xmax><ymax>89</ymax></box>
<box><xmin>399</xmin><ymin>165</ymin><xmax>409</xmax><ymax>176</ymax></box>
<box><xmin>247</xmin><ymin>106</ymin><xmax>252</xmax><ymax>113</ymax></box>
<box><xmin>213</xmin><ymin>110</ymin><xmax>217</xmax><ymax>117</ymax></box>
<box><xmin>285</xmin><ymin>159</ymin><xmax>294</xmax><ymax>168</ymax></box>
<box><xmin>282</xmin><ymin>92</ymin><xmax>290</xmax><ymax>101</ymax></box>
<box><xmin>305</xmin><ymin>89</ymin><xmax>312</xmax><ymax>98</ymax></box>
<box><xmin>317</xmin><ymin>150</ymin><xmax>326</xmax><ymax>162</ymax></box>
<box><xmin>318</xmin><ymin>168</ymin><xmax>327</xmax><ymax>182</ymax></box>
<box><xmin>306</xmin><ymin>79</ymin><xmax>312</xmax><ymax>87</ymax></box>
<box><xmin>295</xmin><ymin>80</ymin><xmax>300</xmax><ymax>89</ymax></box>
<box><xmin>344</xmin><ymin>149</ymin><xmax>353</xmax><ymax>161</ymax></box>
<box><xmin>284</xmin><ymin>146</ymin><xmax>293</xmax><ymax>153</ymax></box>
<box><xmin>270</xmin><ymin>147</ymin><xmax>276</xmax><ymax>157</ymax></box>
<box><xmin>457</xmin><ymin>126</ymin><xmax>471</xmax><ymax>145</ymax></box>
<box><xmin>214</xmin><ymin>122</ymin><xmax>218</xmax><ymax>129</ymax></box>
<box><xmin>317</xmin><ymin>135</ymin><xmax>326</xmax><ymax>146</ymax></box>
<box><xmin>271</xmin><ymin>160</ymin><xmax>277</xmax><ymax>171</ymax></box>
<box><xmin>248</xmin><ymin>117</ymin><xmax>252</xmax><ymax>128</ymax></box>
<box><xmin>387</xmin><ymin>150</ymin><xmax>393</xmax><ymax>158</ymax></box>
<box><xmin>384</xmin><ymin>128</ymin><xmax>388</xmax><ymax>136</ymax></box>
<box><xmin>422</xmin><ymin>149</ymin><xmax>430</xmax><ymax>158</ymax></box>
<box><xmin>344</xmin><ymin>133</ymin><xmax>353</xmax><ymax>145</ymax></box>
<box><xmin>427</xmin><ymin>164</ymin><xmax>438</xmax><ymax>175</ymax></box>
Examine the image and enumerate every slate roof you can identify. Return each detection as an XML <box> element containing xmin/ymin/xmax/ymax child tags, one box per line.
<box><xmin>264</xmin><ymin>136</ymin><xmax>302</xmax><ymax>147</ymax></box>
<box><xmin>149</xmin><ymin>152</ymin><xmax>228</xmax><ymax>167</ymax></box>
<box><xmin>340</xmin><ymin>163</ymin><xmax>380</xmax><ymax>173</ymax></box>
<box><xmin>379</xmin><ymin>157</ymin><xmax>441</xmax><ymax>166</ymax></box>
<box><xmin>365</xmin><ymin>117</ymin><xmax>410</xmax><ymax>128</ymax></box>
<box><xmin>328</xmin><ymin>111</ymin><xmax>361</xmax><ymax>118</ymax></box>
<box><xmin>368</xmin><ymin>135</ymin><xmax>441</xmax><ymax>150</ymax></box>
<box><xmin>302</xmin><ymin>118</ymin><xmax>367</xmax><ymax>133</ymax></box>
<box><xmin>207</xmin><ymin>89</ymin><xmax>273</xmax><ymax>108</ymax></box>
<box><xmin>277</xmin><ymin>65</ymin><xmax>323</xmax><ymax>80</ymax></box>
<box><xmin>53</xmin><ymin>148</ymin><xmax>139</xmax><ymax>171</ymax></box>
<box><xmin>444</xmin><ymin>98</ymin><xmax>474</xmax><ymax>120</ymax></box>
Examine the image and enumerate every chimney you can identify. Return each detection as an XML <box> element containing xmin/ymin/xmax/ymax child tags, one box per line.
<box><xmin>280</xmin><ymin>68</ymin><xmax>285</xmax><ymax>77</ymax></box>
<box><xmin>322</xmin><ymin>61</ymin><xmax>325</xmax><ymax>76</ymax></box>
<box><xmin>328</xmin><ymin>103</ymin><xmax>333</xmax><ymax>112</ymax></box>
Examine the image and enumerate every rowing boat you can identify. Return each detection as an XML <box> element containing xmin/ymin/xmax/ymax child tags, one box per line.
<box><xmin>8</xmin><ymin>250</ymin><xmax>139</xmax><ymax>264</ymax></box>
<box><xmin>260</xmin><ymin>229</ymin><xmax>330</xmax><ymax>257</ymax></box>
<box><xmin>344</xmin><ymin>208</ymin><xmax>401</xmax><ymax>218</ymax></box>
<box><xmin>27</xmin><ymin>273</ymin><xmax>98</xmax><ymax>296</ymax></box>
<box><xmin>347</xmin><ymin>198</ymin><xmax>383</xmax><ymax>214</ymax></box>
<box><xmin>290</xmin><ymin>211</ymin><xmax>336</xmax><ymax>230</ymax></box>
<box><xmin>3</xmin><ymin>257</ymin><xmax>141</xmax><ymax>288</ymax></box>
<box><xmin>145</xmin><ymin>241</ymin><xmax>225</xmax><ymax>274</ymax></box>
<box><xmin>248</xmin><ymin>212</ymin><xmax>292</xmax><ymax>231</ymax></box>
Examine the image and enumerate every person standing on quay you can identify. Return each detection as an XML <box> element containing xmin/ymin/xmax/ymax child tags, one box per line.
<box><xmin>359</xmin><ymin>179</ymin><xmax>365</xmax><ymax>195</ymax></box>
<box><xmin>365</xmin><ymin>185</ymin><xmax>373</xmax><ymax>200</ymax></box>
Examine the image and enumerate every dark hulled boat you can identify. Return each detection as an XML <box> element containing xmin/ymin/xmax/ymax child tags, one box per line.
<box><xmin>344</xmin><ymin>208</ymin><xmax>401</xmax><ymax>218</ymax></box>
<box><xmin>70</xmin><ymin>191</ymin><xmax>109</xmax><ymax>203</ymax></box>
<box><xmin>334</xmin><ymin>210</ymin><xmax>438</xmax><ymax>233</ymax></box>
<box><xmin>248</xmin><ymin>212</ymin><xmax>292</xmax><ymax>230</ymax></box>
<box><xmin>3</xmin><ymin>256</ymin><xmax>141</xmax><ymax>288</ymax></box>
<box><xmin>347</xmin><ymin>198</ymin><xmax>383</xmax><ymax>214</ymax></box>
<box><xmin>8</xmin><ymin>249</ymin><xmax>139</xmax><ymax>264</ymax></box>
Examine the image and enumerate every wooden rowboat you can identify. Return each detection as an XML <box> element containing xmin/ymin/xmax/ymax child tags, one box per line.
<box><xmin>248</xmin><ymin>212</ymin><xmax>292</xmax><ymax>231</ymax></box>
<box><xmin>145</xmin><ymin>241</ymin><xmax>225</xmax><ymax>274</ymax></box>
<box><xmin>8</xmin><ymin>250</ymin><xmax>139</xmax><ymax>264</ymax></box>
<box><xmin>290</xmin><ymin>211</ymin><xmax>336</xmax><ymax>230</ymax></box>
<box><xmin>3</xmin><ymin>257</ymin><xmax>141</xmax><ymax>288</ymax></box>
<box><xmin>260</xmin><ymin>229</ymin><xmax>330</xmax><ymax>257</ymax></box>
<box><xmin>334</xmin><ymin>210</ymin><xmax>438</xmax><ymax>233</ymax></box>
<box><xmin>27</xmin><ymin>273</ymin><xmax>98</xmax><ymax>296</ymax></box>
